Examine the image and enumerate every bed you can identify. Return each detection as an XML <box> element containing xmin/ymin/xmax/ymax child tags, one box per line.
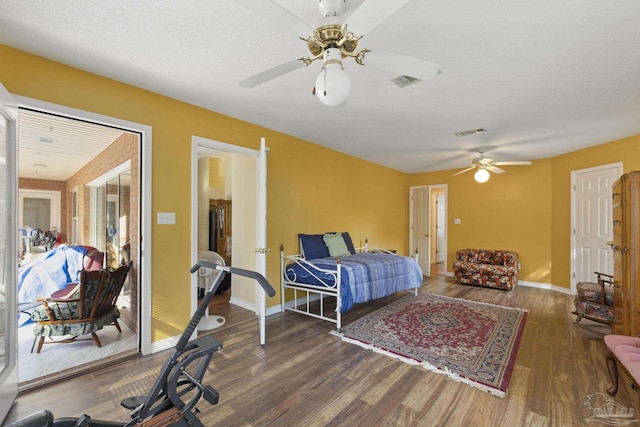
<box><xmin>280</xmin><ymin>232</ymin><xmax>423</xmax><ymax>331</ymax></box>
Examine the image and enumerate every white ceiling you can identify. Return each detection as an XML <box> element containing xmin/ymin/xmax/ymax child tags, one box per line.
<box><xmin>18</xmin><ymin>109</ymin><xmax>124</xmax><ymax>180</ymax></box>
<box><xmin>1</xmin><ymin>0</ymin><xmax>639</xmax><ymax>175</ymax></box>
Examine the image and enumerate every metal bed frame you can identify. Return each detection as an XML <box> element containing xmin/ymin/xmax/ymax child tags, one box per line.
<box><xmin>280</xmin><ymin>242</ymin><xmax>419</xmax><ymax>332</ymax></box>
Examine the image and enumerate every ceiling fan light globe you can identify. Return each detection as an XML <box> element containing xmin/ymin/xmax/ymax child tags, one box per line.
<box><xmin>474</xmin><ymin>168</ymin><xmax>490</xmax><ymax>183</ymax></box>
<box><xmin>318</xmin><ymin>0</ymin><xmax>346</xmax><ymax>17</ymax></box>
<box><xmin>315</xmin><ymin>49</ymin><xmax>350</xmax><ymax>106</ymax></box>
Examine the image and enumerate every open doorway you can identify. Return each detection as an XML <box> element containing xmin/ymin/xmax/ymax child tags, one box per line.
<box><xmin>192</xmin><ymin>143</ymin><xmax>258</xmax><ymax>335</ymax></box>
<box><xmin>16</xmin><ymin>108</ymin><xmax>141</xmax><ymax>388</ymax></box>
<box><xmin>430</xmin><ymin>186</ymin><xmax>447</xmax><ymax>276</ymax></box>
<box><xmin>410</xmin><ymin>184</ymin><xmax>448</xmax><ymax>277</ymax></box>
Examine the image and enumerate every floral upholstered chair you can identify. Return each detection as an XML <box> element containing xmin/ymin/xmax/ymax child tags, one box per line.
<box><xmin>453</xmin><ymin>249</ymin><xmax>519</xmax><ymax>290</ymax></box>
<box><xmin>573</xmin><ymin>271</ymin><xmax>615</xmax><ymax>326</ymax></box>
<box><xmin>30</xmin><ymin>263</ymin><xmax>130</xmax><ymax>353</ymax></box>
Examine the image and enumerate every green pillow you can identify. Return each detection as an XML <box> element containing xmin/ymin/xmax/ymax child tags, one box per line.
<box><xmin>323</xmin><ymin>233</ymin><xmax>351</xmax><ymax>257</ymax></box>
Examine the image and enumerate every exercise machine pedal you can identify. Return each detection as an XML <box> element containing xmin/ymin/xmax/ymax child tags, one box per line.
<box><xmin>121</xmin><ymin>396</ymin><xmax>146</xmax><ymax>411</ymax></box>
<box><xmin>202</xmin><ymin>386</ymin><xmax>219</xmax><ymax>406</ymax></box>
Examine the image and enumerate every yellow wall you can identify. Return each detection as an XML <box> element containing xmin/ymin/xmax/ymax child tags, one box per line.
<box><xmin>0</xmin><ymin>44</ymin><xmax>408</xmax><ymax>342</ymax></box>
<box><xmin>549</xmin><ymin>136</ymin><xmax>640</xmax><ymax>288</ymax></box>
<box><xmin>408</xmin><ymin>135</ymin><xmax>640</xmax><ymax>289</ymax></box>
<box><xmin>409</xmin><ymin>159</ymin><xmax>553</xmax><ymax>284</ymax></box>
<box><xmin>4</xmin><ymin>44</ymin><xmax>640</xmax><ymax>342</ymax></box>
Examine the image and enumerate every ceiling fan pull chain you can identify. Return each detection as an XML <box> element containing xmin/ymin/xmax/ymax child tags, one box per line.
<box><xmin>323</xmin><ymin>66</ymin><xmax>328</xmax><ymax>96</ymax></box>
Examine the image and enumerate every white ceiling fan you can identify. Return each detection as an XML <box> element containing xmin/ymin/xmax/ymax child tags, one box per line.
<box><xmin>453</xmin><ymin>148</ymin><xmax>532</xmax><ymax>183</ymax></box>
<box><xmin>236</xmin><ymin>0</ymin><xmax>440</xmax><ymax>106</ymax></box>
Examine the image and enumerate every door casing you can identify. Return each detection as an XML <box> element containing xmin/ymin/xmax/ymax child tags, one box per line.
<box><xmin>0</xmin><ymin>83</ymin><xmax>19</xmax><ymax>422</ymax></box>
<box><xmin>14</xmin><ymin>95</ymin><xmax>153</xmax><ymax>355</ymax></box>
<box><xmin>191</xmin><ymin>136</ymin><xmax>268</xmax><ymax>344</ymax></box>
<box><xmin>410</xmin><ymin>184</ymin><xmax>448</xmax><ymax>277</ymax></box>
<box><xmin>571</xmin><ymin>162</ymin><xmax>623</xmax><ymax>294</ymax></box>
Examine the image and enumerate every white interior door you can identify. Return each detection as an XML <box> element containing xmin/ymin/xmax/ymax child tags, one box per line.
<box><xmin>436</xmin><ymin>194</ymin><xmax>446</xmax><ymax>263</ymax></box>
<box><xmin>0</xmin><ymin>83</ymin><xmax>19</xmax><ymax>421</ymax></box>
<box><xmin>572</xmin><ymin>163</ymin><xmax>623</xmax><ymax>291</ymax></box>
<box><xmin>411</xmin><ymin>186</ymin><xmax>430</xmax><ymax>276</ymax></box>
<box><xmin>255</xmin><ymin>138</ymin><xmax>267</xmax><ymax>345</ymax></box>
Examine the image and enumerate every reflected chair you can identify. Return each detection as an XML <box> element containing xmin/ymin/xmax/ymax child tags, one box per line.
<box><xmin>573</xmin><ymin>271</ymin><xmax>615</xmax><ymax>326</ymax></box>
<box><xmin>30</xmin><ymin>264</ymin><xmax>131</xmax><ymax>353</ymax></box>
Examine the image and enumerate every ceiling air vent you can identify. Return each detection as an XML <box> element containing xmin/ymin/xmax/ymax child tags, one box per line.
<box><xmin>38</xmin><ymin>137</ymin><xmax>55</xmax><ymax>144</ymax></box>
<box><xmin>391</xmin><ymin>75</ymin><xmax>422</xmax><ymax>88</ymax></box>
<box><xmin>454</xmin><ymin>128</ymin><xmax>487</xmax><ymax>137</ymax></box>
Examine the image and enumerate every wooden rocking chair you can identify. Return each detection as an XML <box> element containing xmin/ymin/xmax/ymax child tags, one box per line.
<box><xmin>30</xmin><ymin>264</ymin><xmax>131</xmax><ymax>353</ymax></box>
<box><xmin>573</xmin><ymin>271</ymin><xmax>615</xmax><ymax>326</ymax></box>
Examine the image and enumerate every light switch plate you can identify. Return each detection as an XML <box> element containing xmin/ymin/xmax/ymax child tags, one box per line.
<box><xmin>454</xmin><ymin>218</ymin><xmax>461</xmax><ymax>224</ymax></box>
<box><xmin>157</xmin><ymin>212</ymin><xmax>176</xmax><ymax>224</ymax></box>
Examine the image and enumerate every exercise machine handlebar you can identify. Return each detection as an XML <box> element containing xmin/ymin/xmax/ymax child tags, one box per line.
<box><xmin>189</xmin><ymin>261</ymin><xmax>275</xmax><ymax>297</ymax></box>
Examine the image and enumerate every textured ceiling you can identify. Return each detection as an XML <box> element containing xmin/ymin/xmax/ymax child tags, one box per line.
<box><xmin>1</xmin><ymin>0</ymin><xmax>639</xmax><ymax>175</ymax></box>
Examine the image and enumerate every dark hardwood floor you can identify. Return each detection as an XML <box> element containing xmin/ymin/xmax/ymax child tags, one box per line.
<box><xmin>197</xmin><ymin>290</ymin><xmax>257</xmax><ymax>334</ymax></box>
<box><xmin>4</xmin><ymin>275</ymin><xmax>634</xmax><ymax>426</ymax></box>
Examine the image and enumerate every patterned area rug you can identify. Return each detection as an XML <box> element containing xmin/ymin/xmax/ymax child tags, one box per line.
<box><xmin>340</xmin><ymin>293</ymin><xmax>527</xmax><ymax>397</ymax></box>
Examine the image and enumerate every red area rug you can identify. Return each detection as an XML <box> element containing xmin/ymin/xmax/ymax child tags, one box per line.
<box><xmin>340</xmin><ymin>293</ymin><xmax>527</xmax><ymax>397</ymax></box>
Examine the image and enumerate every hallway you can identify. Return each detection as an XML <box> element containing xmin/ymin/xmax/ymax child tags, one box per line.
<box><xmin>430</xmin><ymin>261</ymin><xmax>445</xmax><ymax>276</ymax></box>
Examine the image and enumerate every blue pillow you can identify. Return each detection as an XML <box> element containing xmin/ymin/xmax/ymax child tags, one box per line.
<box><xmin>299</xmin><ymin>234</ymin><xmax>330</xmax><ymax>260</ymax></box>
<box><xmin>341</xmin><ymin>232</ymin><xmax>356</xmax><ymax>254</ymax></box>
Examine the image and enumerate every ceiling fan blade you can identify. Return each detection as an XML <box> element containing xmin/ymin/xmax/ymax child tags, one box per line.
<box><xmin>493</xmin><ymin>160</ymin><xmax>533</xmax><ymax>166</ymax></box>
<box><xmin>239</xmin><ymin>58</ymin><xmax>308</xmax><ymax>88</ymax></box>
<box><xmin>345</xmin><ymin>0</ymin><xmax>413</xmax><ymax>36</ymax></box>
<box><xmin>487</xmin><ymin>166</ymin><xmax>506</xmax><ymax>174</ymax></box>
<box><xmin>453</xmin><ymin>166</ymin><xmax>476</xmax><ymax>176</ymax></box>
<box><xmin>234</xmin><ymin>0</ymin><xmax>313</xmax><ymax>37</ymax></box>
<box><xmin>359</xmin><ymin>50</ymin><xmax>440</xmax><ymax>81</ymax></box>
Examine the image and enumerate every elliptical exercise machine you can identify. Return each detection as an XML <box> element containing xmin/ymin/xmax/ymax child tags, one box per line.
<box><xmin>7</xmin><ymin>262</ymin><xmax>276</xmax><ymax>427</ymax></box>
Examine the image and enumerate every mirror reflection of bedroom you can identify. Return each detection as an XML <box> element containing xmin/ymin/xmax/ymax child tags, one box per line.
<box><xmin>195</xmin><ymin>150</ymin><xmax>255</xmax><ymax>334</ymax></box>
<box><xmin>17</xmin><ymin>109</ymin><xmax>140</xmax><ymax>388</ymax></box>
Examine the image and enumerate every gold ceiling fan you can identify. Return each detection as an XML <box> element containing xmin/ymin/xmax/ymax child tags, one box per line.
<box><xmin>453</xmin><ymin>148</ymin><xmax>532</xmax><ymax>183</ymax></box>
<box><xmin>236</xmin><ymin>0</ymin><xmax>441</xmax><ymax>106</ymax></box>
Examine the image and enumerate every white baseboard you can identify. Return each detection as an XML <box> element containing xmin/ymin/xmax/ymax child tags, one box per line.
<box><xmin>266</xmin><ymin>304</ymin><xmax>282</xmax><ymax>317</ymax></box>
<box><xmin>230</xmin><ymin>296</ymin><xmax>288</xmax><ymax>318</ymax></box>
<box><xmin>151</xmin><ymin>335</ymin><xmax>180</xmax><ymax>354</ymax></box>
<box><xmin>230</xmin><ymin>296</ymin><xmax>256</xmax><ymax>313</ymax></box>
<box><xmin>517</xmin><ymin>280</ymin><xmax>573</xmax><ymax>295</ymax></box>
<box><xmin>151</xmin><ymin>298</ymin><xmax>269</xmax><ymax>353</ymax></box>
<box><xmin>282</xmin><ymin>292</ymin><xmax>323</xmax><ymax>309</ymax></box>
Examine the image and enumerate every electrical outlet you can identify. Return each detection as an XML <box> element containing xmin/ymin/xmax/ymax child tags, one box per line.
<box><xmin>518</xmin><ymin>263</ymin><xmax>522</xmax><ymax>270</ymax></box>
